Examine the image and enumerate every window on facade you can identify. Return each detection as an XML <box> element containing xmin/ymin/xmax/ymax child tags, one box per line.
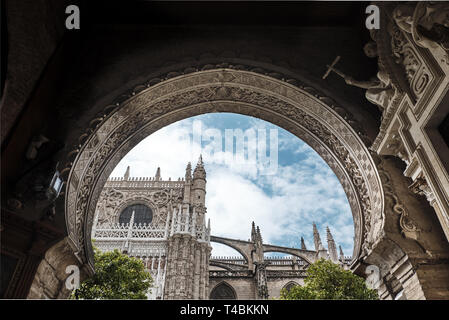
<box><xmin>284</xmin><ymin>282</ymin><xmax>299</xmax><ymax>292</ymax></box>
<box><xmin>210</xmin><ymin>282</ymin><xmax>236</xmax><ymax>300</ymax></box>
<box><xmin>119</xmin><ymin>204</ymin><xmax>153</xmax><ymax>225</ymax></box>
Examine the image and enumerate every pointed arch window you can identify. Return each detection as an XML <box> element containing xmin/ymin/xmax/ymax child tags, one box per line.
<box><xmin>283</xmin><ymin>281</ymin><xmax>299</xmax><ymax>293</ymax></box>
<box><xmin>210</xmin><ymin>282</ymin><xmax>236</xmax><ymax>300</ymax></box>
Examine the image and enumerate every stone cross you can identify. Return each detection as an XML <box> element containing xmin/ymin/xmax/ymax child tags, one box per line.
<box><xmin>322</xmin><ymin>56</ymin><xmax>344</xmax><ymax>80</ymax></box>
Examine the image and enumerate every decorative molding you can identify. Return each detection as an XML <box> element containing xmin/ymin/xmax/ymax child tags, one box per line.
<box><xmin>371</xmin><ymin>4</ymin><xmax>446</xmax><ymax>152</ymax></box>
<box><xmin>409</xmin><ymin>174</ymin><xmax>436</xmax><ymax>204</ymax></box>
<box><xmin>377</xmin><ymin>158</ymin><xmax>422</xmax><ymax>242</ymax></box>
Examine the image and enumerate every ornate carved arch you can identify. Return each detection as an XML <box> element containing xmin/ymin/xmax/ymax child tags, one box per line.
<box><xmin>64</xmin><ymin>67</ymin><xmax>385</xmax><ymax>273</ymax></box>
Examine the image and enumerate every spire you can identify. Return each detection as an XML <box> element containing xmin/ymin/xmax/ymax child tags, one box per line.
<box><xmin>313</xmin><ymin>222</ymin><xmax>323</xmax><ymax>251</ymax></box>
<box><xmin>193</xmin><ymin>155</ymin><xmax>206</xmax><ymax>179</ymax></box>
<box><xmin>327</xmin><ymin>226</ymin><xmax>338</xmax><ymax>262</ymax></box>
<box><xmin>300</xmin><ymin>237</ymin><xmax>307</xmax><ymax>250</ymax></box>
<box><xmin>339</xmin><ymin>245</ymin><xmax>345</xmax><ymax>261</ymax></box>
<box><xmin>254</xmin><ymin>224</ymin><xmax>264</xmax><ymax>262</ymax></box>
<box><xmin>124</xmin><ymin>166</ymin><xmax>130</xmax><ymax>180</ymax></box>
<box><xmin>326</xmin><ymin>226</ymin><xmax>334</xmax><ymax>242</ymax></box>
<box><xmin>185</xmin><ymin>162</ymin><xmax>192</xmax><ymax>181</ymax></box>
<box><xmin>256</xmin><ymin>226</ymin><xmax>262</xmax><ymax>244</ymax></box>
<box><xmin>155</xmin><ymin>167</ymin><xmax>161</xmax><ymax>180</ymax></box>
<box><xmin>251</xmin><ymin>221</ymin><xmax>257</xmax><ymax>242</ymax></box>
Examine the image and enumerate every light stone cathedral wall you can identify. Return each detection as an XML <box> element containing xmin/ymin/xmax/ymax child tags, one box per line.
<box><xmin>209</xmin><ymin>278</ymin><xmax>257</xmax><ymax>300</ymax></box>
<box><xmin>92</xmin><ymin>160</ymin><xmax>211</xmax><ymax>299</ymax></box>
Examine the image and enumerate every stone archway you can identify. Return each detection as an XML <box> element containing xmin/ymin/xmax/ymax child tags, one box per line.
<box><xmin>64</xmin><ymin>67</ymin><xmax>385</xmax><ymax>274</ymax></box>
<box><xmin>58</xmin><ymin>65</ymin><xmax>449</xmax><ymax>300</ymax></box>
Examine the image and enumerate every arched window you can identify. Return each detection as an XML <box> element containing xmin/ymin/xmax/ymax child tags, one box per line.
<box><xmin>210</xmin><ymin>282</ymin><xmax>236</xmax><ymax>300</ymax></box>
<box><xmin>119</xmin><ymin>204</ymin><xmax>153</xmax><ymax>225</ymax></box>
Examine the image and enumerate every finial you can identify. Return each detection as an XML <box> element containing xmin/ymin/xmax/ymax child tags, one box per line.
<box><xmin>326</xmin><ymin>226</ymin><xmax>334</xmax><ymax>242</ymax></box>
<box><xmin>256</xmin><ymin>226</ymin><xmax>262</xmax><ymax>243</ymax></box>
<box><xmin>251</xmin><ymin>222</ymin><xmax>257</xmax><ymax>242</ymax></box>
<box><xmin>326</xmin><ymin>226</ymin><xmax>338</xmax><ymax>262</ymax></box>
<box><xmin>339</xmin><ymin>245</ymin><xmax>345</xmax><ymax>260</ymax></box>
<box><xmin>193</xmin><ymin>154</ymin><xmax>206</xmax><ymax>179</ymax></box>
<box><xmin>313</xmin><ymin>222</ymin><xmax>323</xmax><ymax>251</ymax></box>
<box><xmin>300</xmin><ymin>237</ymin><xmax>307</xmax><ymax>250</ymax></box>
<box><xmin>155</xmin><ymin>167</ymin><xmax>161</xmax><ymax>180</ymax></box>
<box><xmin>124</xmin><ymin>166</ymin><xmax>130</xmax><ymax>180</ymax></box>
<box><xmin>185</xmin><ymin>162</ymin><xmax>192</xmax><ymax>181</ymax></box>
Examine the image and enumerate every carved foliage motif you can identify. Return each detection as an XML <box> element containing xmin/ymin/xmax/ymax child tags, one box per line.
<box><xmin>152</xmin><ymin>191</ymin><xmax>169</xmax><ymax>206</ymax></box>
<box><xmin>377</xmin><ymin>159</ymin><xmax>422</xmax><ymax>242</ymax></box>
<box><xmin>390</xmin><ymin>23</ymin><xmax>428</xmax><ymax>100</ymax></box>
<box><xmin>95</xmin><ymin>188</ymin><xmax>124</xmax><ymax>225</ymax></box>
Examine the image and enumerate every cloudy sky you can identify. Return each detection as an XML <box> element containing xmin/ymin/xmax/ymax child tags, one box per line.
<box><xmin>110</xmin><ymin>113</ymin><xmax>354</xmax><ymax>258</ymax></box>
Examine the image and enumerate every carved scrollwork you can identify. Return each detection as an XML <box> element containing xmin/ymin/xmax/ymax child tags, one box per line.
<box><xmin>377</xmin><ymin>158</ymin><xmax>422</xmax><ymax>242</ymax></box>
<box><xmin>152</xmin><ymin>191</ymin><xmax>169</xmax><ymax>206</ymax></box>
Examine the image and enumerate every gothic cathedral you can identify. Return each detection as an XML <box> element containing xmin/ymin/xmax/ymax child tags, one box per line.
<box><xmin>92</xmin><ymin>157</ymin><xmax>349</xmax><ymax>299</ymax></box>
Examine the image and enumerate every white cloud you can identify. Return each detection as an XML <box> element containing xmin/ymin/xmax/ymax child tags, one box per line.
<box><xmin>109</xmin><ymin>114</ymin><xmax>354</xmax><ymax>256</ymax></box>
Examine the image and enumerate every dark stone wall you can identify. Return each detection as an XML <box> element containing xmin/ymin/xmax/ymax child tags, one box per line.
<box><xmin>440</xmin><ymin>113</ymin><xmax>449</xmax><ymax>149</ymax></box>
<box><xmin>1</xmin><ymin>0</ymin><xmax>69</xmax><ymax>144</ymax></box>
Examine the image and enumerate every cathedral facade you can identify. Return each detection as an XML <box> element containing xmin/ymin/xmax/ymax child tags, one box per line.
<box><xmin>92</xmin><ymin>158</ymin><xmax>350</xmax><ymax>299</ymax></box>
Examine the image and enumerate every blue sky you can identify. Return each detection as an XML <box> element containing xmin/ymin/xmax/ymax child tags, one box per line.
<box><xmin>110</xmin><ymin>113</ymin><xmax>354</xmax><ymax>258</ymax></box>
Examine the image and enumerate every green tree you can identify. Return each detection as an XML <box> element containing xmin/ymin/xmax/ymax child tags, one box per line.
<box><xmin>280</xmin><ymin>259</ymin><xmax>378</xmax><ymax>300</ymax></box>
<box><xmin>72</xmin><ymin>248</ymin><xmax>153</xmax><ymax>299</ymax></box>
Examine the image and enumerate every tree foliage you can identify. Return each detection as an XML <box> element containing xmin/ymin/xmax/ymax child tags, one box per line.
<box><xmin>280</xmin><ymin>259</ymin><xmax>378</xmax><ymax>300</ymax></box>
<box><xmin>72</xmin><ymin>248</ymin><xmax>153</xmax><ymax>299</ymax></box>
